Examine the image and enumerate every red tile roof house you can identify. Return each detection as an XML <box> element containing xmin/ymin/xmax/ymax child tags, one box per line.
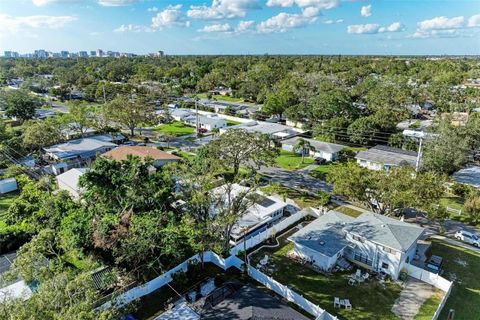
<box><xmin>102</xmin><ymin>146</ymin><xmax>181</xmax><ymax>167</ymax></box>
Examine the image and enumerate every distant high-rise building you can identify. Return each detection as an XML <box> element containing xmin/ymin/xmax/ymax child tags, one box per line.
<box><xmin>96</xmin><ymin>49</ymin><xmax>104</xmax><ymax>57</ymax></box>
<box><xmin>4</xmin><ymin>51</ymin><xmax>18</xmax><ymax>58</ymax></box>
<box><xmin>78</xmin><ymin>51</ymin><xmax>88</xmax><ymax>58</ymax></box>
<box><xmin>60</xmin><ymin>51</ymin><xmax>69</xmax><ymax>58</ymax></box>
<box><xmin>90</xmin><ymin>51</ymin><xmax>96</xmax><ymax>57</ymax></box>
<box><xmin>34</xmin><ymin>49</ymin><xmax>47</xmax><ymax>58</ymax></box>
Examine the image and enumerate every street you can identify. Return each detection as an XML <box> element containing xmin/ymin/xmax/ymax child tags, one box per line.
<box><xmin>259</xmin><ymin>166</ymin><xmax>333</xmax><ymax>194</ymax></box>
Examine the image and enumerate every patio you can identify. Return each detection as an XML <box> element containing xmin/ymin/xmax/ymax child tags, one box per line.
<box><xmin>249</xmin><ymin>230</ymin><xmax>403</xmax><ymax>320</ymax></box>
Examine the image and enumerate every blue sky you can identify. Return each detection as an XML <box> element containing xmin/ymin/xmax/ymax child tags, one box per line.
<box><xmin>0</xmin><ymin>0</ymin><xmax>479</xmax><ymax>55</ymax></box>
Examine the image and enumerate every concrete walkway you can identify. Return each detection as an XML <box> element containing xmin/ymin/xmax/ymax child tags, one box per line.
<box><xmin>392</xmin><ymin>277</ymin><xmax>439</xmax><ymax>320</ymax></box>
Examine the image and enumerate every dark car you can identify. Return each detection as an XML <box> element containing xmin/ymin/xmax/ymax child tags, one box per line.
<box><xmin>314</xmin><ymin>157</ymin><xmax>326</xmax><ymax>165</ymax></box>
<box><xmin>426</xmin><ymin>255</ymin><xmax>443</xmax><ymax>274</ymax></box>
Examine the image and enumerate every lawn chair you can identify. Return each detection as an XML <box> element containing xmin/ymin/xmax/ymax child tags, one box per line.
<box><xmin>363</xmin><ymin>272</ymin><xmax>370</xmax><ymax>281</ymax></box>
<box><xmin>355</xmin><ymin>269</ymin><xmax>362</xmax><ymax>278</ymax></box>
<box><xmin>344</xmin><ymin>299</ymin><xmax>352</xmax><ymax>310</ymax></box>
<box><xmin>334</xmin><ymin>297</ymin><xmax>341</xmax><ymax>308</ymax></box>
<box><xmin>348</xmin><ymin>278</ymin><xmax>356</xmax><ymax>286</ymax></box>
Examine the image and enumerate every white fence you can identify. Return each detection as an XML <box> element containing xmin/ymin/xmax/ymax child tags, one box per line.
<box><xmin>99</xmin><ymin>251</ymin><xmax>243</xmax><ymax>310</ymax></box>
<box><xmin>248</xmin><ymin>266</ymin><xmax>336</xmax><ymax>319</ymax></box>
<box><xmin>405</xmin><ymin>263</ymin><xmax>453</xmax><ymax>320</ymax></box>
<box><xmin>229</xmin><ymin>209</ymin><xmax>311</xmax><ymax>256</ymax></box>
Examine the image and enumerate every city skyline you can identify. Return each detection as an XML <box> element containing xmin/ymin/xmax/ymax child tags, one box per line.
<box><xmin>1</xmin><ymin>0</ymin><xmax>480</xmax><ymax>55</ymax></box>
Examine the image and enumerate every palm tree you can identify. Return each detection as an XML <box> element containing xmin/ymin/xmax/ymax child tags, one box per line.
<box><xmin>294</xmin><ymin>138</ymin><xmax>311</xmax><ymax>164</ymax></box>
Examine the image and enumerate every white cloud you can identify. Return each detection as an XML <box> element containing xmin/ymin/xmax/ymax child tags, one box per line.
<box><xmin>114</xmin><ymin>24</ymin><xmax>153</xmax><ymax>33</ymax></box>
<box><xmin>235</xmin><ymin>20</ymin><xmax>255</xmax><ymax>32</ymax></box>
<box><xmin>347</xmin><ymin>22</ymin><xmax>403</xmax><ymax>34</ymax></box>
<box><xmin>187</xmin><ymin>0</ymin><xmax>260</xmax><ymax>20</ymax></box>
<box><xmin>467</xmin><ymin>14</ymin><xmax>480</xmax><ymax>27</ymax></box>
<box><xmin>360</xmin><ymin>5</ymin><xmax>371</xmax><ymax>18</ymax></box>
<box><xmin>302</xmin><ymin>6</ymin><xmax>321</xmax><ymax>18</ymax></box>
<box><xmin>294</xmin><ymin>0</ymin><xmax>340</xmax><ymax>10</ymax></box>
<box><xmin>151</xmin><ymin>4</ymin><xmax>189</xmax><ymax>29</ymax></box>
<box><xmin>417</xmin><ymin>16</ymin><xmax>465</xmax><ymax>31</ymax></box>
<box><xmin>32</xmin><ymin>0</ymin><xmax>78</xmax><ymax>6</ymax></box>
<box><xmin>198</xmin><ymin>23</ymin><xmax>232</xmax><ymax>33</ymax></box>
<box><xmin>147</xmin><ymin>6</ymin><xmax>159</xmax><ymax>12</ymax></box>
<box><xmin>347</xmin><ymin>23</ymin><xmax>380</xmax><ymax>34</ymax></box>
<box><xmin>266</xmin><ymin>0</ymin><xmax>294</xmax><ymax>7</ymax></box>
<box><xmin>0</xmin><ymin>14</ymin><xmax>77</xmax><ymax>34</ymax></box>
<box><xmin>257</xmin><ymin>12</ymin><xmax>316</xmax><ymax>33</ymax></box>
<box><xmin>97</xmin><ymin>0</ymin><xmax>137</xmax><ymax>6</ymax></box>
<box><xmin>323</xmin><ymin>19</ymin><xmax>343</xmax><ymax>24</ymax></box>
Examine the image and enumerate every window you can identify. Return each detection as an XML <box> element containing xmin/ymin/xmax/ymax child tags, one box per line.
<box><xmin>381</xmin><ymin>262</ymin><xmax>389</xmax><ymax>269</ymax></box>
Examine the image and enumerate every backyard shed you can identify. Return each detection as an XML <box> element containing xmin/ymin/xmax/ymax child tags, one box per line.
<box><xmin>0</xmin><ymin>178</ymin><xmax>18</xmax><ymax>194</ymax></box>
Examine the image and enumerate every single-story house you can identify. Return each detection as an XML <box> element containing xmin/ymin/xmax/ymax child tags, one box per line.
<box><xmin>102</xmin><ymin>146</ymin><xmax>181</xmax><ymax>167</ymax></box>
<box><xmin>44</xmin><ymin>136</ymin><xmax>118</xmax><ymax>170</ymax></box>
<box><xmin>211</xmin><ymin>184</ymin><xmax>290</xmax><ymax>244</ymax></box>
<box><xmin>220</xmin><ymin>121</ymin><xmax>303</xmax><ymax>140</ymax></box>
<box><xmin>56</xmin><ymin>168</ymin><xmax>87</xmax><ymax>199</ymax></box>
<box><xmin>289</xmin><ymin>210</ymin><xmax>425</xmax><ymax>280</ymax></box>
<box><xmin>355</xmin><ymin>145</ymin><xmax>418</xmax><ymax>171</ymax></box>
<box><xmin>171</xmin><ymin>109</ymin><xmax>195</xmax><ymax>121</ymax></box>
<box><xmin>452</xmin><ymin>166</ymin><xmax>480</xmax><ymax>188</ymax></box>
<box><xmin>0</xmin><ymin>178</ymin><xmax>18</xmax><ymax>194</ymax></box>
<box><xmin>184</xmin><ymin>115</ymin><xmax>227</xmax><ymax>131</ymax></box>
<box><xmin>281</xmin><ymin>137</ymin><xmax>347</xmax><ymax>162</ymax></box>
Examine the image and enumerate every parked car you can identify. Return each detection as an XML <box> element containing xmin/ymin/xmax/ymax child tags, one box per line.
<box><xmin>454</xmin><ymin>230</ymin><xmax>480</xmax><ymax>247</ymax></box>
<box><xmin>122</xmin><ymin>141</ymin><xmax>137</xmax><ymax>146</ymax></box>
<box><xmin>314</xmin><ymin>157</ymin><xmax>326</xmax><ymax>165</ymax></box>
<box><xmin>426</xmin><ymin>255</ymin><xmax>443</xmax><ymax>274</ymax></box>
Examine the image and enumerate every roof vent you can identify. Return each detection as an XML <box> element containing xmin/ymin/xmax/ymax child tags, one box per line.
<box><xmin>382</xmin><ymin>224</ymin><xmax>386</xmax><ymax>228</ymax></box>
<box><xmin>319</xmin><ymin>241</ymin><xmax>325</xmax><ymax>246</ymax></box>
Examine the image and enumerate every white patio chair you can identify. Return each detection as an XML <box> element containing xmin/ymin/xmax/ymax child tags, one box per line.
<box><xmin>334</xmin><ymin>297</ymin><xmax>341</xmax><ymax>308</ymax></box>
<box><xmin>363</xmin><ymin>272</ymin><xmax>370</xmax><ymax>280</ymax></box>
<box><xmin>344</xmin><ymin>299</ymin><xmax>352</xmax><ymax>310</ymax></box>
<box><xmin>348</xmin><ymin>278</ymin><xmax>356</xmax><ymax>286</ymax></box>
<box><xmin>355</xmin><ymin>269</ymin><xmax>362</xmax><ymax>278</ymax></box>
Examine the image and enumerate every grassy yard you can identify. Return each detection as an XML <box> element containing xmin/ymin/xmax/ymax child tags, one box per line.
<box><xmin>0</xmin><ymin>191</ymin><xmax>19</xmax><ymax>219</ymax></box>
<box><xmin>334</xmin><ymin>206</ymin><xmax>364</xmax><ymax>218</ymax></box>
<box><xmin>275</xmin><ymin>150</ymin><xmax>314</xmax><ymax>170</ymax></box>
<box><xmin>439</xmin><ymin>193</ymin><xmax>464</xmax><ymax>212</ymax></box>
<box><xmin>154</xmin><ymin>121</ymin><xmax>195</xmax><ymax>137</ymax></box>
<box><xmin>261</xmin><ymin>184</ymin><xmax>329</xmax><ymax>209</ymax></box>
<box><xmin>429</xmin><ymin>239</ymin><xmax>480</xmax><ymax>319</ymax></box>
<box><xmin>250</xmin><ymin>231</ymin><xmax>402</xmax><ymax>320</ymax></box>
<box><xmin>414</xmin><ymin>291</ymin><xmax>443</xmax><ymax>320</ymax></box>
<box><xmin>226</xmin><ymin>119</ymin><xmax>241</xmax><ymax>126</ymax></box>
<box><xmin>309</xmin><ymin>163</ymin><xmax>335</xmax><ymax>180</ymax></box>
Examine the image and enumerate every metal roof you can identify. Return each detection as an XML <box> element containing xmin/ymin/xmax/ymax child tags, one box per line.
<box><xmin>355</xmin><ymin>145</ymin><xmax>418</xmax><ymax>167</ymax></box>
<box><xmin>452</xmin><ymin>166</ymin><xmax>480</xmax><ymax>188</ymax></box>
<box><xmin>281</xmin><ymin>137</ymin><xmax>347</xmax><ymax>154</ymax></box>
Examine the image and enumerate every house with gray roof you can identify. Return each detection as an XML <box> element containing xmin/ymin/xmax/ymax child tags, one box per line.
<box><xmin>452</xmin><ymin>165</ymin><xmax>480</xmax><ymax>189</ymax></box>
<box><xmin>220</xmin><ymin>121</ymin><xmax>303</xmax><ymax>140</ymax></box>
<box><xmin>289</xmin><ymin>210</ymin><xmax>424</xmax><ymax>280</ymax></box>
<box><xmin>355</xmin><ymin>145</ymin><xmax>418</xmax><ymax>171</ymax></box>
<box><xmin>281</xmin><ymin>137</ymin><xmax>348</xmax><ymax>162</ymax></box>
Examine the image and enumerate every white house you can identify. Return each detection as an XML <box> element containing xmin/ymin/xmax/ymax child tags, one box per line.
<box><xmin>56</xmin><ymin>168</ymin><xmax>87</xmax><ymax>199</ymax></box>
<box><xmin>281</xmin><ymin>137</ymin><xmax>347</xmax><ymax>162</ymax></box>
<box><xmin>0</xmin><ymin>178</ymin><xmax>18</xmax><ymax>194</ymax></box>
<box><xmin>289</xmin><ymin>210</ymin><xmax>425</xmax><ymax>280</ymax></box>
<box><xmin>171</xmin><ymin>109</ymin><xmax>195</xmax><ymax>121</ymax></box>
<box><xmin>211</xmin><ymin>184</ymin><xmax>290</xmax><ymax>244</ymax></box>
<box><xmin>355</xmin><ymin>145</ymin><xmax>418</xmax><ymax>171</ymax></box>
<box><xmin>220</xmin><ymin>121</ymin><xmax>303</xmax><ymax>140</ymax></box>
<box><xmin>184</xmin><ymin>115</ymin><xmax>227</xmax><ymax>131</ymax></box>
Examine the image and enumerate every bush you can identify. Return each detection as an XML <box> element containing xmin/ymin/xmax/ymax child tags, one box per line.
<box><xmin>0</xmin><ymin>224</ymin><xmax>33</xmax><ymax>253</ymax></box>
<box><xmin>451</xmin><ymin>183</ymin><xmax>471</xmax><ymax>198</ymax></box>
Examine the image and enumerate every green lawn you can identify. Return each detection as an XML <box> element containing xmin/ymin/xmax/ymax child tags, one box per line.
<box><xmin>261</xmin><ymin>184</ymin><xmax>329</xmax><ymax>209</ymax></box>
<box><xmin>226</xmin><ymin>119</ymin><xmax>241</xmax><ymax>126</ymax></box>
<box><xmin>0</xmin><ymin>191</ymin><xmax>19</xmax><ymax>219</ymax></box>
<box><xmin>250</xmin><ymin>231</ymin><xmax>402</xmax><ymax>320</ymax></box>
<box><xmin>429</xmin><ymin>239</ymin><xmax>480</xmax><ymax>320</ymax></box>
<box><xmin>439</xmin><ymin>193</ymin><xmax>464</xmax><ymax>212</ymax></box>
<box><xmin>334</xmin><ymin>206</ymin><xmax>364</xmax><ymax>218</ymax></box>
<box><xmin>309</xmin><ymin>163</ymin><xmax>335</xmax><ymax>180</ymax></box>
<box><xmin>175</xmin><ymin>150</ymin><xmax>196</xmax><ymax>161</ymax></box>
<box><xmin>154</xmin><ymin>121</ymin><xmax>195</xmax><ymax>137</ymax></box>
<box><xmin>415</xmin><ymin>291</ymin><xmax>443</xmax><ymax>320</ymax></box>
<box><xmin>275</xmin><ymin>150</ymin><xmax>314</xmax><ymax>170</ymax></box>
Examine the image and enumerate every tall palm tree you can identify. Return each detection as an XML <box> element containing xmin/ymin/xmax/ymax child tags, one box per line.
<box><xmin>294</xmin><ymin>138</ymin><xmax>311</xmax><ymax>164</ymax></box>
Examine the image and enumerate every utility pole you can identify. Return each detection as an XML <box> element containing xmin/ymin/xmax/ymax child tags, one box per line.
<box><xmin>195</xmin><ymin>95</ymin><xmax>199</xmax><ymax>138</ymax></box>
<box><xmin>403</xmin><ymin>129</ymin><xmax>426</xmax><ymax>174</ymax></box>
<box><xmin>415</xmin><ymin>137</ymin><xmax>423</xmax><ymax>173</ymax></box>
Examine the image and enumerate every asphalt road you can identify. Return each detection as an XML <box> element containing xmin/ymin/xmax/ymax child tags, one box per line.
<box><xmin>259</xmin><ymin>166</ymin><xmax>333</xmax><ymax>194</ymax></box>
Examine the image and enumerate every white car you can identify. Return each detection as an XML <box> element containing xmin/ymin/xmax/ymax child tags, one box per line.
<box><xmin>454</xmin><ymin>230</ymin><xmax>480</xmax><ymax>247</ymax></box>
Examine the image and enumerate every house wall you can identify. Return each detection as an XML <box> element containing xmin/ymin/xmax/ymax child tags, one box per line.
<box><xmin>312</xmin><ymin>150</ymin><xmax>337</xmax><ymax>162</ymax></box>
<box><xmin>57</xmin><ymin>179</ymin><xmax>81</xmax><ymax>199</ymax></box>
<box><xmin>345</xmin><ymin>234</ymin><xmax>403</xmax><ymax>280</ymax></box>
<box><xmin>292</xmin><ymin>243</ymin><xmax>339</xmax><ymax>271</ymax></box>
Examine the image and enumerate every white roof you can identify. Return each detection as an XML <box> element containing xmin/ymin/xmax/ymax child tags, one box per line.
<box><xmin>56</xmin><ymin>168</ymin><xmax>87</xmax><ymax>192</ymax></box>
<box><xmin>44</xmin><ymin>138</ymin><xmax>116</xmax><ymax>160</ymax></box>
<box><xmin>0</xmin><ymin>178</ymin><xmax>16</xmax><ymax>185</ymax></box>
<box><xmin>212</xmin><ymin>184</ymin><xmax>288</xmax><ymax>239</ymax></box>
<box><xmin>0</xmin><ymin>280</ymin><xmax>33</xmax><ymax>302</ymax></box>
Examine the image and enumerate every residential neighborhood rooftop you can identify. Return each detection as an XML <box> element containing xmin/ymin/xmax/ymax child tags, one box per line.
<box><xmin>281</xmin><ymin>137</ymin><xmax>347</xmax><ymax>154</ymax></box>
<box><xmin>102</xmin><ymin>146</ymin><xmax>181</xmax><ymax>162</ymax></box>
<box><xmin>452</xmin><ymin>165</ymin><xmax>480</xmax><ymax>188</ymax></box>
<box><xmin>355</xmin><ymin>145</ymin><xmax>418</xmax><ymax>167</ymax></box>
<box><xmin>44</xmin><ymin>137</ymin><xmax>117</xmax><ymax>161</ymax></box>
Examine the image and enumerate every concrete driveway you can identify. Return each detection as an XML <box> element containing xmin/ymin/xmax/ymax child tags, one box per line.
<box><xmin>259</xmin><ymin>166</ymin><xmax>333</xmax><ymax>194</ymax></box>
<box><xmin>392</xmin><ymin>277</ymin><xmax>440</xmax><ymax>320</ymax></box>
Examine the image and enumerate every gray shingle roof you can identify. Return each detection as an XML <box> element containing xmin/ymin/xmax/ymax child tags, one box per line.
<box><xmin>202</xmin><ymin>284</ymin><xmax>310</xmax><ymax>320</ymax></box>
<box><xmin>452</xmin><ymin>166</ymin><xmax>480</xmax><ymax>188</ymax></box>
<box><xmin>282</xmin><ymin>137</ymin><xmax>347</xmax><ymax>154</ymax></box>
<box><xmin>355</xmin><ymin>145</ymin><xmax>418</xmax><ymax>167</ymax></box>
<box><xmin>290</xmin><ymin>210</ymin><xmax>424</xmax><ymax>254</ymax></box>
<box><xmin>288</xmin><ymin>211</ymin><xmax>355</xmax><ymax>257</ymax></box>
<box><xmin>344</xmin><ymin>212</ymin><xmax>424</xmax><ymax>251</ymax></box>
